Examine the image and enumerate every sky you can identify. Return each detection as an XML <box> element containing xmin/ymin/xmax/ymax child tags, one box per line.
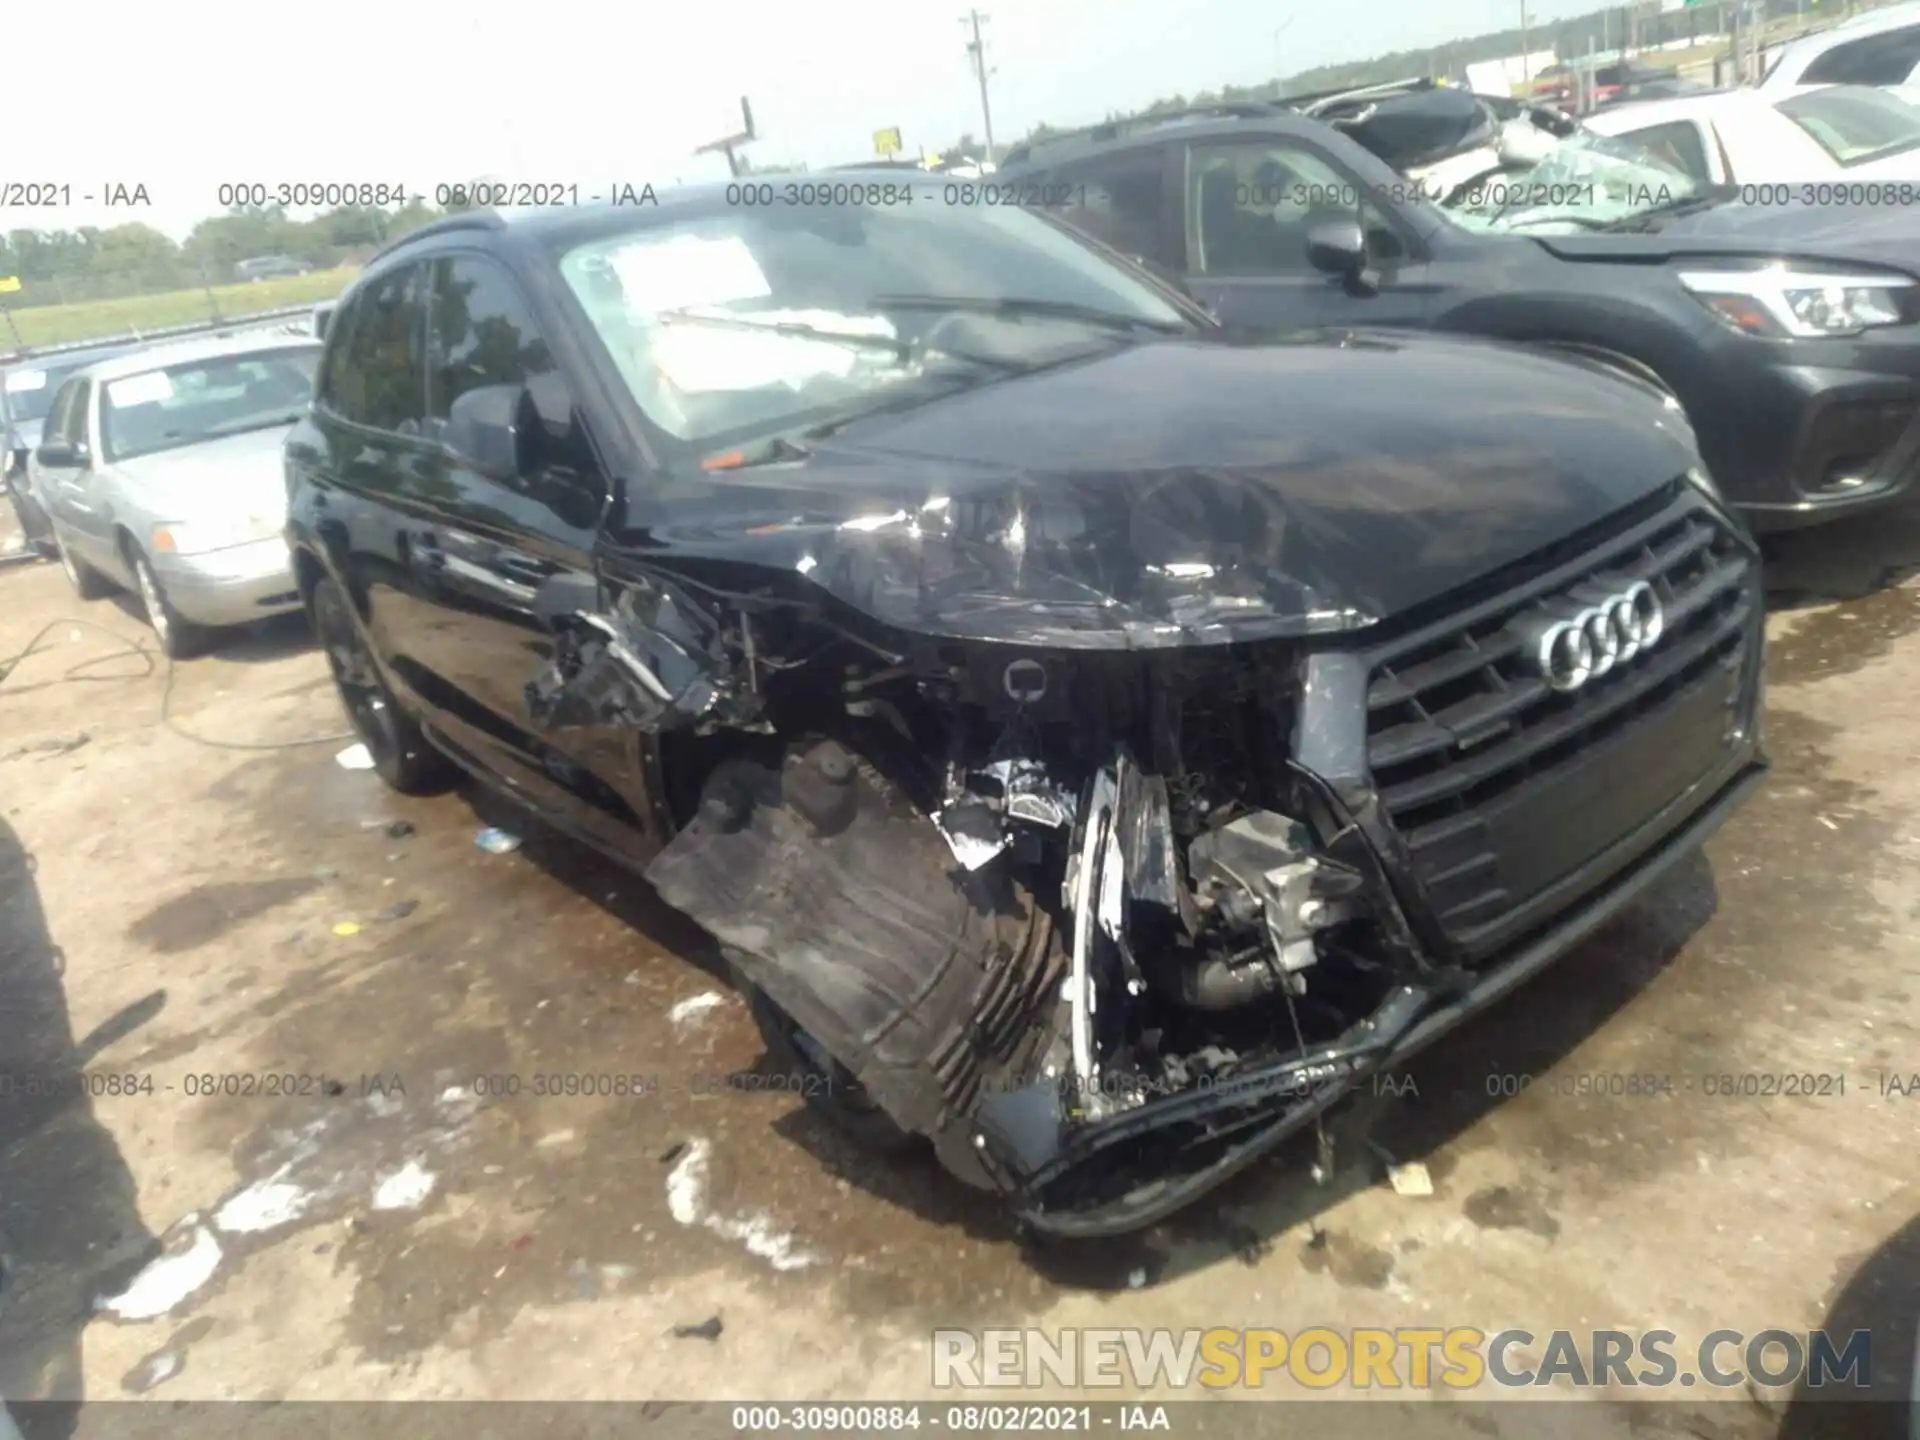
<box><xmin>7</xmin><ymin>0</ymin><xmax>1606</xmax><ymax>241</ymax></box>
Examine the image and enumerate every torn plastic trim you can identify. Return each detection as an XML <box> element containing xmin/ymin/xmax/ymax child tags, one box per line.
<box><xmin>1066</xmin><ymin>764</ymin><xmax>1118</xmax><ymax>1114</ymax></box>
<box><xmin>992</xmin><ymin>760</ymin><xmax>1769</xmax><ymax>1238</ymax></box>
<box><xmin>933</xmin><ymin>753</ymin><xmax>1078</xmax><ymax>872</ymax></box>
<box><xmin>525</xmin><ymin>569</ymin><xmax>766</xmax><ymax>735</ymax></box>
<box><xmin>974</xmin><ymin>984</ymin><xmax>1434</xmax><ymax>1237</ymax></box>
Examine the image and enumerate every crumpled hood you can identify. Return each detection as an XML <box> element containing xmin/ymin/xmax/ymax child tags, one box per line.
<box><xmin>1535</xmin><ymin>199</ymin><xmax>1920</xmax><ymax>276</ymax></box>
<box><xmin>112</xmin><ymin>425</ymin><xmax>293</xmax><ymax>522</ymax></box>
<box><xmin>626</xmin><ymin>332</ymin><xmax>1700</xmax><ymax>649</ymax></box>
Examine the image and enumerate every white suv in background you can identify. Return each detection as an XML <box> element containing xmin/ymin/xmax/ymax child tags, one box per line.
<box><xmin>1760</xmin><ymin>0</ymin><xmax>1920</xmax><ymax>91</ymax></box>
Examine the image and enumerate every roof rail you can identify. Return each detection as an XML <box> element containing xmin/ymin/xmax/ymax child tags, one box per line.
<box><xmin>0</xmin><ymin>302</ymin><xmax>322</xmax><ymax>367</ymax></box>
<box><xmin>999</xmin><ymin>101</ymin><xmax>1285</xmax><ymax>166</ymax></box>
<box><xmin>1279</xmin><ymin>76</ymin><xmax>1440</xmax><ymax>116</ymax></box>
<box><xmin>367</xmin><ymin>210</ymin><xmax>506</xmax><ymax>264</ymax></box>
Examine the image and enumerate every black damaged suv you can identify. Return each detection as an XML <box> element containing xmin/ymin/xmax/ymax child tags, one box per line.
<box><xmin>287</xmin><ymin>182</ymin><xmax>1767</xmax><ymax>1236</ymax></box>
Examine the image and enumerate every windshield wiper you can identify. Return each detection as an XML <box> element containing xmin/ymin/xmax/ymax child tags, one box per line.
<box><xmin>656</xmin><ymin>308</ymin><xmax>912</xmax><ymax>362</ymax></box>
<box><xmin>1600</xmin><ymin>187</ymin><xmax>1735</xmax><ymax>233</ymax></box>
<box><xmin>699</xmin><ymin>433</ymin><xmax>815</xmax><ymax>471</ymax></box>
<box><xmin>867</xmin><ymin>294</ymin><xmax>1187</xmax><ymax>334</ymax></box>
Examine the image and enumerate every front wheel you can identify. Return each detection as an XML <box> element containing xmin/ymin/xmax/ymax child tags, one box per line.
<box><xmin>129</xmin><ymin>548</ymin><xmax>210</xmax><ymax>659</ymax></box>
<box><xmin>310</xmin><ymin>575</ymin><xmax>453</xmax><ymax>794</ymax></box>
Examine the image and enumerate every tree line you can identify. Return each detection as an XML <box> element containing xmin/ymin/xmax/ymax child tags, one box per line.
<box><xmin>935</xmin><ymin>0</ymin><xmax>1860</xmax><ymax>157</ymax></box>
<box><xmin>1</xmin><ymin>0</ymin><xmax>1872</xmax><ymax>310</ymax></box>
<box><xmin>0</xmin><ymin>199</ymin><xmax>454</xmax><ymax>309</ymax></box>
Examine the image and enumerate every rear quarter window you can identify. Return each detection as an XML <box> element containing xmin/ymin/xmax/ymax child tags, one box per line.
<box><xmin>1801</xmin><ymin>24</ymin><xmax>1920</xmax><ymax>86</ymax></box>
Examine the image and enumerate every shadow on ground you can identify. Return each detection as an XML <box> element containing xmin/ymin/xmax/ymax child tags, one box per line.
<box><xmin>99</xmin><ymin>596</ymin><xmax>314</xmax><ymax>666</ymax></box>
<box><xmin>1778</xmin><ymin>1208</ymin><xmax>1920</xmax><ymax>1440</ymax></box>
<box><xmin>1762</xmin><ymin>497</ymin><xmax>1920</xmax><ymax>610</ymax></box>
<box><xmin>0</xmin><ymin>815</ymin><xmax>162</xmax><ymax>1436</ymax></box>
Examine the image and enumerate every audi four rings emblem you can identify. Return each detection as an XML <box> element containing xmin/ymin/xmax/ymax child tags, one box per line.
<box><xmin>1533</xmin><ymin>582</ymin><xmax>1665</xmax><ymax>693</ymax></box>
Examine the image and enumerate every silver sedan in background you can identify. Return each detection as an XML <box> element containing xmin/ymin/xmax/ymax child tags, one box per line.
<box><xmin>32</xmin><ymin>332</ymin><xmax>320</xmax><ymax>657</ymax></box>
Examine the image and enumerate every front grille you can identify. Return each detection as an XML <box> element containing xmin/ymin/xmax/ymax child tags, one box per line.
<box><xmin>1363</xmin><ymin>487</ymin><xmax>1757</xmax><ymax>955</ymax></box>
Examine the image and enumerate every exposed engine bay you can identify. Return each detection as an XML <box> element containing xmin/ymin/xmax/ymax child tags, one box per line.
<box><xmin>525</xmin><ymin>565</ymin><xmax>1480</xmax><ymax>1237</ymax></box>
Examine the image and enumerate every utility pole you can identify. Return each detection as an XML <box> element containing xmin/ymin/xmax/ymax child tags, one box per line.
<box><xmin>1520</xmin><ymin>0</ymin><xmax>1532</xmax><ymax>84</ymax></box>
<box><xmin>961</xmin><ymin>10</ymin><xmax>997</xmax><ymax>165</ymax></box>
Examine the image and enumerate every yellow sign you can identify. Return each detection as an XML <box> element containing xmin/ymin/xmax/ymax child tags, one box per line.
<box><xmin>0</xmin><ymin>276</ymin><xmax>20</xmax><ymax>294</ymax></box>
<box><xmin>873</xmin><ymin>127</ymin><xmax>903</xmax><ymax>157</ymax></box>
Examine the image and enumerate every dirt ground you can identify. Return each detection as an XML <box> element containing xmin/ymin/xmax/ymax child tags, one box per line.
<box><xmin>0</xmin><ymin>501</ymin><xmax>1915</xmax><ymax>1438</ymax></box>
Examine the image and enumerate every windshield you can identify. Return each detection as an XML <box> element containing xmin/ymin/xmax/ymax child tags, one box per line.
<box><xmin>1777</xmin><ymin>85</ymin><xmax>1920</xmax><ymax>166</ymax></box>
<box><xmin>100</xmin><ymin>346</ymin><xmax>319</xmax><ymax>462</ymax></box>
<box><xmin>1471</xmin><ymin>130</ymin><xmax>1703</xmax><ymax>230</ymax></box>
<box><xmin>556</xmin><ymin>199</ymin><xmax>1191</xmax><ymax>459</ymax></box>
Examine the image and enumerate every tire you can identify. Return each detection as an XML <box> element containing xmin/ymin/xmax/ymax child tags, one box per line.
<box><xmin>128</xmin><ymin>547</ymin><xmax>211</xmax><ymax>659</ymax></box>
<box><xmin>741</xmin><ymin>977</ymin><xmax>919</xmax><ymax>1155</ymax></box>
<box><xmin>54</xmin><ymin>526</ymin><xmax>112</xmax><ymax>600</ymax></box>
<box><xmin>309</xmin><ymin>575</ymin><xmax>454</xmax><ymax>795</ymax></box>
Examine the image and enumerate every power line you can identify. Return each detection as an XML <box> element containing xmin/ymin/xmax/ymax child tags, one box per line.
<box><xmin>961</xmin><ymin>10</ymin><xmax>998</xmax><ymax>165</ymax></box>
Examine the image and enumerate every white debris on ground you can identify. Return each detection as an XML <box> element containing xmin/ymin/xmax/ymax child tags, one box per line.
<box><xmin>214</xmin><ymin>1174</ymin><xmax>314</xmax><ymax>1233</ymax></box>
<box><xmin>98</xmin><ymin>1223</ymin><xmax>224</xmax><ymax>1321</ymax></box>
<box><xmin>1387</xmin><ymin>1162</ymin><xmax>1435</xmax><ymax>1197</ymax></box>
<box><xmin>668</xmin><ymin>991</ymin><xmax>726</xmax><ymax>1026</ymax></box>
<box><xmin>371</xmin><ymin>1158</ymin><xmax>436</xmax><ymax>1211</ymax></box>
<box><xmin>666</xmin><ymin>1137</ymin><xmax>817</xmax><ymax>1271</ymax></box>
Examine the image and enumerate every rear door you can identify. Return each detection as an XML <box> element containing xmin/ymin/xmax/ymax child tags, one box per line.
<box><xmin>1175</xmin><ymin>135</ymin><xmax>1442</xmax><ymax>335</ymax></box>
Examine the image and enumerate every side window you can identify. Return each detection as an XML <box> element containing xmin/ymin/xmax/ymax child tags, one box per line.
<box><xmin>41</xmin><ymin>380</ymin><xmax>80</xmax><ymax>451</ymax></box>
<box><xmin>314</xmin><ymin>294</ymin><xmax>358</xmax><ymax>413</ymax></box>
<box><xmin>64</xmin><ymin>381</ymin><xmax>92</xmax><ymax>448</ymax></box>
<box><xmin>427</xmin><ymin>253</ymin><xmax>602</xmax><ymax>514</ymax></box>
<box><xmin>328</xmin><ymin>263</ymin><xmax>427</xmax><ymax>434</ymax></box>
<box><xmin>1185</xmin><ymin>141</ymin><xmax>1409</xmax><ymax>278</ymax></box>
<box><xmin>425</xmin><ymin>255</ymin><xmax>557</xmax><ymax>423</ymax></box>
<box><xmin>1616</xmin><ymin>120</ymin><xmax>1713</xmax><ymax>185</ymax></box>
<box><xmin>1802</xmin><ymin>26</ymin><xmax>1920</xmax><ymax>85</ymax></box>
<box><xmin>1041</xmin><ymin>149</ymin><xmax>1171</xmax><ymax>266</ymax></box>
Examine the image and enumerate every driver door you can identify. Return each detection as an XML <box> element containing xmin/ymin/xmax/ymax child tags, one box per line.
<box><xmin>1177</xmin><ymin>138</ymin><xmax>1440</xmax><ymax>336</ymax></box>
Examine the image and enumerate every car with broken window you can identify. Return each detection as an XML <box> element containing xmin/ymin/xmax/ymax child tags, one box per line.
<box><xmin>37</xmin><ymin>331</ymin><xmax>320</xmax><ymax>656</ymax></box>
<box><xmin>286</xmin><ymin>185</ymin><xmax>1766</xmax><ymax>1236</ymax></box>
<box><xmin>992</xmin><ymin>102</ymin><xmax>1920</xmax><ymax>531</ymax></box>
<box><xmin>1581</xmin><ymin>85</ymin><xmax>1920</xmax><ymax>186</ymax></box>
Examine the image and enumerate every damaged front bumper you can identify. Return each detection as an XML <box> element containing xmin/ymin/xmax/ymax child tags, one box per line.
<box><xmin>588</xmin><ymin>481</ymin><xmax>1766</xmax><ymax>1238</ymax></box>
<box><xmin>976</xmin><ymin>747</ymin><xmax>1764</xmax><ymax>1238</ymax></box>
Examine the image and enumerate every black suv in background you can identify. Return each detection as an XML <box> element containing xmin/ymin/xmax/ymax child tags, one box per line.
<box><xmin>287</xmin><ymin>186</ymin><xmax>1765</xmax><ymax>1235</ymax></box>
<box><xmin>992</xmin><ymin>105</ymin><xmax>1920</xmax><ymax>531</ymax></box>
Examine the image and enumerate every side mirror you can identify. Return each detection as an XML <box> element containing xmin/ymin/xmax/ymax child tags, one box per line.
<box><xmin>1305</xmin><ymin>219</ymin><xmax>1379</xmax><ymax>296</ymax></box>
<box><xmin>35</xmin><ymin>440</ymin><xmax>86</xmax><ymax>468</ymax></box>
<box><xmin>445</xmin><ymin>383</ymin><xmax>532</xmax><ymax>483</ymax></box>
